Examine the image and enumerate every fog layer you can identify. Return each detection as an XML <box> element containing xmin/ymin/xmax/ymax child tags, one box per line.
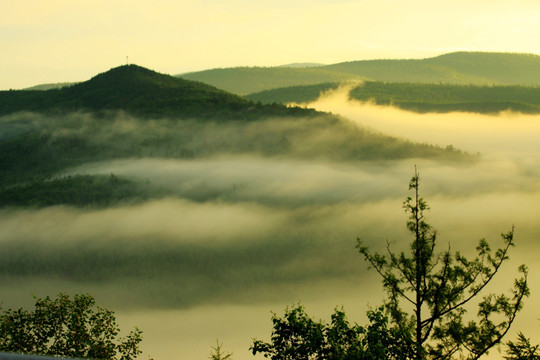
<box><xmin>1</xmin><ymin>94</ymin><xmax>539</xmax><ymax>360</ymax></box>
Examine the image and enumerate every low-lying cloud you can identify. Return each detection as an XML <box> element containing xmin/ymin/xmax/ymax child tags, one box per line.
<box><xmin>309</xmin><ymin>85</ymin><xmax>540</xmax><ymax>159</ymax></box>
<box><xmin>2</xmin><ymin>96</ymin><xmax>540</xmax><ymax>360</ymax></box>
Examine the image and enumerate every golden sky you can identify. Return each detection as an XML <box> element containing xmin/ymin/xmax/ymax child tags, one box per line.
<box><xmin>2</xmin><ymin>0</ymin><xmax>540</xmax><ymax>89</ymax></box>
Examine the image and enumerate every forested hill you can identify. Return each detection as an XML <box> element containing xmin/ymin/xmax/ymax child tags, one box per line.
<box><xmin>323</xmin><ymin>52</ymin><xmax>540</xmax><ymax>84</ymax></box>
<box><xmin>180</xmin><ymin>52</ymin><xmax>540</xmax><ymax>94</ymax></box>
<box><xmin>348</xmin><ymin>82</ymin><xmax>540</xmax><ymax>114</ymax></box>
<box><xmin>0</xmin><ymin>65</ymin><xmax>316</xmax><ymax>120</ymax></box>
<box><xmin>247</xmin><ymin>81</ymin><xmax>540</xmax><ymax>115</ymax></box>
<box><xmin>179</xmin><ymin>66</ymin><xmax>359</xmax><ymax>95</ymax></box>
<box><xmin>0</xmin><ymin>65</ymin><xmax>472</xmax><ymax>208</ymax></box>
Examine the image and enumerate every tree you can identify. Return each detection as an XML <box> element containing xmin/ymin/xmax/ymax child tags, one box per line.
<box><xmin>0</xmin><ymin>293</ymin><xmax>142</xmax><ymax>360</ymax></box>
<box><xmin>251</xmin><ymin>304</ymin><xmax>412</xmax><ymax>360</ymax></box>
<box><xmin>209</xmin><ymin>340</ymin><xmax>233</xmax><ymax>360</ymax></box>
<box><xmin>357</xmin><ymin>168</ymin><xmax>529</xmax><ymax>360</ymax></box>
<box><xmin>505</xmin><ymin>333</ymin><xmax>540</xmax><ymax>360</ymax></box>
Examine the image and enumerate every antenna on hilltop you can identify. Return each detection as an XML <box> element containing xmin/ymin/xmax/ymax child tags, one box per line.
<box><xmin>126</xmin><ymin>56</ymin><xmax>129</xmax><ymax>65</ymax></box>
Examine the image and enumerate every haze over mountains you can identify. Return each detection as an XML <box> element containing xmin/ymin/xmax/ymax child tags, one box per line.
<box><xmin>0</xmin><ymin>64</ymin><xmax>466</xmax><ymax>207</ymax></box>
<box><xmin>247</xmin><ymin>81</ymin><xmax>540</xmax><ymax>115</ymax></box>
<box><xmin>180</xmin><ymin>52</ymin><xmax>540</xmax><ymax>94</ymax></box>
<box><xmin>3</xmin><ymin>53</ymin><xmax>540</xmax><ymax>360</ymax></box>
<box><xmin>0</xmin><ymin>62</ymin><xmax>474</xmax><ymax>321</ymax></box>
<box><xmin>24</xmin><ymin>51</ymin><xmax>540</xmax><ymax>95</ymax></box>
<box><xmin>18</xmin><ymin>52</ymin><xmax>540</xmax><ymax>116</ymax></box>
<box><xmin>180</xmin><ymin>52</ymin><xmax>540</xmax><ymax>115</ymax></box>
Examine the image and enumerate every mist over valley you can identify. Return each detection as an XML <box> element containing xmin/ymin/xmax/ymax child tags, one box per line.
<box><xmin>1</xmin><ymin>64</ymin><xmax>539</xmax><ymax>360</ymax></box>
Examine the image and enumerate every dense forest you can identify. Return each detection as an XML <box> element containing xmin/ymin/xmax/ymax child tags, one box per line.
<box><xmin>246</xmin><ymin>81</ymin><xmax>540</xmax><ymax>114</ymax></box>
<box><xmin>349</xmin><ymin>82</ymin><xmax>540</xmax><ymax>114</ymax></box>
<box><xmin>246</xmin><ymin>82</ymin><xmax>341</xmax><ymax>104</ymax></box>
<box><xmin>0</xmin><ymin>65</ymin><xmax>320</xmax><ymax>120</ymax></box>
<box><xmin>0</xmin><ymin>113</ymin><xmax>469</xmax><ymax>208</ymax></box>
<box><xmin>0</xmin><ymin>174</ymin><xmax>146</xmax><ymax>208</ymax></box>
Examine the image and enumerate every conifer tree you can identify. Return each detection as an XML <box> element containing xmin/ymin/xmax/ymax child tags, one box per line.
<box><xmin>357</xmin><ymin>168</ymin><xmax>529</xmax><ymax>360</ymax></box>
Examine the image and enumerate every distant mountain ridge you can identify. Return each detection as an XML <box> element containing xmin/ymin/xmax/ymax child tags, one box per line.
<box><xmin>179</xmin><ymin>66</ymin><xmax>358</xmax><ymax>95</ymax></box>
<box><xmin>180</xmin><ymin>51</ymin><xmax>540</xmax><ymax>95</ymax></box>
<box><xmin>278</xmin><ymin>63</ymin><xmax>325</xmax><ymax>68</ymax></box>
<box><xmin>25</xmin><ymin>82</ymin><xmax>77</xmax><ymax>91</ymax></box>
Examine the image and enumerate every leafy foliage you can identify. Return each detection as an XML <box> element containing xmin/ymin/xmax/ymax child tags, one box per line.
<box><xmin>251</xmin><ymin>305</ymin><xmax>413</xmax><ymax>360</ymax></box>
<box><xmin>357</xmin><ymin>168</ymin><xmax>529</xmax><ymax>360</ymax></box>
<box><xmin>0</xmin><ymin>293</ymin><xmax>142</xmax><ymax>360</ymax></box>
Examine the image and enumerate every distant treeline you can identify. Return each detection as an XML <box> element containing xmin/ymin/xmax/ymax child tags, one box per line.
<box><xmin>247</xmin><ymin>81</ymin><xmax>540</xmax><ymax>114</ymax></box>
<box><xmin>0</xmin><ymin>175</ymin><xmax>148</xmax><ymax>208</ymax></box>
<box><xmin>349</xmin><ymin>82</ymin><xmax>540</xmax><ymax>114</ymax></box>
<box><xmin>246</xmin><ymin>83</ymin><xmax>341</xmax><ymax>104</ymax></box>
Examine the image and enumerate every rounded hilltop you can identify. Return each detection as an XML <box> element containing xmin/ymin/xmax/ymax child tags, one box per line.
<box><xmin>0</xmin><ymin>64</ymin><xmax>319</xmax><ymax>120</ymax></box>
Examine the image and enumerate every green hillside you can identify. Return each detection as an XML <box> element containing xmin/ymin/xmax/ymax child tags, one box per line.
<box><xmin>0</xmin><ymin>174</ymin><xmax>148</xmax><ymax>208</ymax></box>
<box><xmin>246</xmin><ymin>83</ymin><xmax>341</xmax><ymax>104</ymax></box>
<box><xmin>0</xmin><ymin>65</ymin><xmax>317</xmax><ymax>120</ymax></box>
<box><xmin>247</xmin><ymin>80</ymin><xmax>540</xmax><ymax>114</ymax></box>
<box><xmin>327</xmin><ymin>52</ymin><xmax>540</xmax><ymax>84</ymax></box>
<box><xmin>423</xmin><ymin>52</ymin><xmax>540</xmax><ymax>84</ymax></box>
<box><xmin>0</xmin><ymin>65</ymin><xmax>471</xmax><ymax>207</ymax></box>
<box><xmin>180</xmin><ymin>51</ymin><xmax>540</xmax><ymax>94</ymax></box>
<box><xmin>349</xmin><ymin>82</ymin><xmax>540</xmax><ymax>114</ymax></box>
<box><xmin>179</xmin><ymin>66</ymin><xmax>362</xmax><ymax>95</ymax></box>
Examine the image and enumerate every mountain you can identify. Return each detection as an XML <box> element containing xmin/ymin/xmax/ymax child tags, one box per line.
<box><xmin>180</xmin><ymin>52</ymin><xmax>540</xmax><ymax>95</ymax></box>
<box><xmin>324</xmin><ymin>51</ymin><xmax>540</xmax><ymax>84</ymax></box>
<box><xmin>0</xmin><ymin>65</ymin><xmax>316</xmax><ymax>120</ymax></box>
<box><xmin>179</xmin><ymin>66</ymin><xmax>362</xmax><ymax>95</ymax></box>
<box><xmin>0</xmin><ymin>64</ymin><xmax>470</xmax><ymax>206</ymax></box>
<box><xmin>422</xmin><ymin>52</ymin><xmax>540</xmax><ymax>84</ymax></box>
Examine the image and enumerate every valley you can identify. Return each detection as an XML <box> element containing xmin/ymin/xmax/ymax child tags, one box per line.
<box><xmin>1</xmin><ymin>58</ymin><xmax>539</xmax><ymax>360</ymax></box>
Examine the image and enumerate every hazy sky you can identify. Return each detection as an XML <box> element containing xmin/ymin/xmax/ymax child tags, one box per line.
<box><xmin>2</xmin><ymin>0</ymin><xmax>540</xmax><ymax>89</ymax></box>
